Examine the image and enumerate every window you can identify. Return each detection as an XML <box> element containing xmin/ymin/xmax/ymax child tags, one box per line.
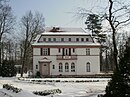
<box><xmin>86</xmin><ymin>48</ymin><xmax>90</xmax><ymax>55</ymax></box>
<box><xmin>43</xmin><ymin>38</ymin><xmax>46</xmax><ymax>41</ymax></box>
<box><xmin>59</xmin><ymin>63</ymin><xmax>63</xmax><ymax>72</ymax></box>
<box><xmin>86</xmin><ymin>38</ymin><xmax>89</xmax><ymax>41</ymax></box>
<box><xmin>71</xmin><ymin>63</ymin><xmax>75</xmax><ymax>72</ymax></box>
<box><xmin>59</xmin><ymin>48</ymin><xmax>61</xmax><ymax>53</ymax></box>
<box><xmin>53</xmin><ymin>38</ymin><xmax>56</xmax><ymax>41</ymax></box>
<box><xmin>61</xmin><ymin>38</ymin><xmax>64</xmax><ymax>41</ymax></box>
<box><xmin>76</xmin><ymin>38</ymin><xmax>79</xmax><ymax>41</ymax></box>
<box><xmin>69</xmin><ymin>38</ymin><xmax>71</xmax><ymax>41</ymax></box>
<box><xmin>41</xmin><ymin>48</ymin><xmax>50</xmax><ymax>55</ymax></box>
<box><xmin>86</xmin><ymin>62</ymin><xmax>90</xmax><ymax>72</ymax></box>
<box><xmin>65</xmin><ymin>63</ymin><xmax>69</xmax><ymax>72</ymax></box>
<box><xmin>73</xmin><ymin>48</ymin><xmax>75</xmax><ymax>53</ymax></box>
<box><xmin>36</xmin><ymin>65</ymin><xmax>38</xmax><ymax>69</ymax></box>
<box><xmin>81</xmin><ymin>38</ymin><xmax>84</xmax><ymax>41</ymax></box>
<box><xmin>48</xmin><ymin>38</ymin><xmax>51</xmax><ymax>41</ymax></box>
<box><xmin>52</xmin><ymin>65</ymin><xmax>55</xmax><ymax>69</ymax></box>
<box><xmin>65</xmin><ymin>48</ymin><xmax>69</xmax><ymax>55</ymax></box>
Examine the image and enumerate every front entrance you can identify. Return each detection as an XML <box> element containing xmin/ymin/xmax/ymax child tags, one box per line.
<box><xmin>42</xmin><ymin>63</ymin><xmax>49</xmax><ymax>75</ymax></box>
<box><xmin>38</xmin><ymin>57</ymin><xmax>51</xmax><ymax>76</ymax></box>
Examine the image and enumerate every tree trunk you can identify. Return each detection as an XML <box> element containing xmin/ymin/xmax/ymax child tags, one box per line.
<box><xmin>108</xmin><ymin>0</ymin><xmax>118</xmax><ymax>70</ymax></box>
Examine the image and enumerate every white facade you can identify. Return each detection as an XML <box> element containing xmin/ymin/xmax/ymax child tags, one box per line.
<box><xmin>32</xmin><ymin>27</ymin><xmax>101</xmax><ymax>76</ymax></box>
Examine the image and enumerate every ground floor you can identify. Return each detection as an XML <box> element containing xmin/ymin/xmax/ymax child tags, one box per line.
<box><xmin>33</xmin><ymin>56</ymin><xmax>100</xmax><ymax>76</ymax></box>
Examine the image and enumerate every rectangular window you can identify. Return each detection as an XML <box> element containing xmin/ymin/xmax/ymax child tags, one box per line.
<box><xmin>86</xmin><ymin>63</ymin><xmax>90</xmax><ymax>72</ymax></box>
<box><xmin>65</xmin><ymin>63</ymin><xmax>69</xmax><ymax>72</ymax></box>
<box><xmin>53</xmin><ymin>38</ymin><xmax>56</xmax><ymax>41</ymax></box>
<box><xmin>86</xmin><ymin>48</ymin><xmax>90</xmax><ymax>55</ymax></box>
<box><xmin>36</xmin><ymin>65</ymin><xmax>38</xmax><ymax>69</ymax></box>
<box><xmin>69</xmin><ymin>38</ymin><xmax>71</xmax><ymax>41</ymax></box>
<box><xmin>48</xmin><ymin>38</ymin><xmax>51</xmax><ymax>41</ymax></box>
<box><xmin>61</xmin><ymin>38</ymin><xmax>64</xmax><ymax>41</ymax></box>
<box><xmin>81</xmin><ymin>38</ymin><xmax>84</xmax><ymax>41</ymax></box>
<box><xmin>43</xmin><ymin>38</ymin><xmax>46</xmax><ymax>41</ymax></box>
<box><xmin>59</xmin><ymin>48</ymin><xmax>61</xmax><ymax>53</ymax></box>
<box><xmin>71</xmin><ymin>63</ymin><xmax>75</xmax><ymax>72</ymax></box>
<box><xmin>73</xmin><ymin>48</ymin><xmax>75</xmax><ymax>53</ymax></box>
<box><xmin>41</xmin><ymin>48</ymin><xmax>50</xmax><ymax>56</ymax></box>
<box><xmin>52</xmin><ymin>65</ymin><xmax>55</xmax><ymax>69</ymax></box>
<box><xmin>59</xmin><ymin>63</ymin><xmax>63</xmax><ymax>72</ymax></box>
<box><xmin>86</xmin><ymin>38</ymin><xmax>89</xmax><ymax>41</ymax></box>
<box><xmin>76</xmin><ymin>38</ymin><xmax>79</xmax><ymax>41</ymax></box>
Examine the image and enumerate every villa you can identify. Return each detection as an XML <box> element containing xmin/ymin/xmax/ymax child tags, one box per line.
<box><xmin>32</xmin><ymin>27</ymin><xmax>101</xmax><ymax>76</ymax></box>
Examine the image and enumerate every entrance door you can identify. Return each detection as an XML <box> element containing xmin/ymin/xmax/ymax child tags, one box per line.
<box><xmin>42</xmin><ymin>63</ymin><xmax>49</xmax><ymax>75</ymax></box>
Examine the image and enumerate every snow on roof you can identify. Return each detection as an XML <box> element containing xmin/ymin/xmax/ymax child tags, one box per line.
<box><xmin>32</xmin><ymin>42</ymin><xmax>100</xmax><ymax>46</ymax></box>
<box><xmin>41</xmin><ymin>27</ymin><xmax>90</xmax><ymax>35</ymax></box>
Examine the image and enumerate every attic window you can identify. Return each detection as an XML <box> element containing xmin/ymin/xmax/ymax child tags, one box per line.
<box><xmin>86</xmin><ymin>38</ymin><xmax>89</xmax><ymax>41</ymax></box>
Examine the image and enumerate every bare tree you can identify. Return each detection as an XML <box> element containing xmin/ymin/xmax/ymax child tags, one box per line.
<box><xmin>0</xmin><ymin>2</ymin><xmax>15</xmax><ymax>64</ymax></box>
<box><xmin>76</xmin><ymin>0</ymin><xmax>130</xmax><ymax>71</ymax></box>
<box><xmin>20</xmin><ymin>11</ymin><xmax>45</xmax><ymax>77</ymax></box>
<box><xmin>104</xmin><ymin>0</ymin><xmax>130</xmax><ymax>70</ymax></box>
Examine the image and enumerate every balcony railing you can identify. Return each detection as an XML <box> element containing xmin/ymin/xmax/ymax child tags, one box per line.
<box><xmin>56</xmin><ymin>55</ymin><xmax>77</xmax><ymax>60</ymax></box>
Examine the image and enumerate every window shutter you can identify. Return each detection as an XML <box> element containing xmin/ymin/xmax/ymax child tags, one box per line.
<box><xmin>69</xmin><ymin>48</ymin><xmax>71</xmax><ymax>56</ymax></box>
<box><xmin>63</xmin><ymin>48</ymin><xmax>64</xmax><ymax>56</ymax></box>
<box><xmin>40</xmin><ymin>48</ymin><xmax>43</xmax><ymax>55</ymax></box>
<box><xmin>48</xmin><ymin>48</ymin><xmax>50</xmax><ymax>55</ymax></box>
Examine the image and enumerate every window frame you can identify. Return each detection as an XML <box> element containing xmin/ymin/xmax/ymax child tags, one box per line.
<box><xmin>86</xmin><ymin>62</ymin><xmax>90</xmax><ymax>72</ymax></box>
<box><xmin>53</xmin><ymin>38</ymin><xmax>56</xmax><ymax>41</ymax></box>
<box><xmin>65</xmin><ymin>63</ymin><xmax>69</xmax><ymax>72</ymax></box>
<box><xmin>36</xmin><ymin>65</ymin><xmax>38</xmax><ymax>69</ymax></box>
<box><xmin>71</xmin><ymin>63</ymin><xmax>75</xmax><ymax>72</ymax></box>
<box><xmin>41</xmin><ymin>48</ymin><xmax>50</xmax><ymax>56</ymax></box>
<box><xmin>52</xmin><ymin>65</ymin><xmax>55</xmax><ymax>69</ymax></box>
<box><xmin>86</xmin><ymin>48</ymin><xmax>90</xmax><ymax>55</ymax></box>
<box><xmin>59</xmin><ymin>63</ymin><xmax>63</xmax><ymax>72</ymax></box>
<box><xmin>61</xmin><ymin>38</ymin><xmax>64</xmax><ymax>41</ymax></box>
<box><xmin>43</xmin><ymin>38</ymin><xmax>46</xmax><ymax>42</ymax></box>
<box><xmin>76</xmin><ymin>38</ymin><xmax>79</xmax><ymax>41</ymax></box>
<box><xmin>68</xmin><ymin>38</ymin><xmax>71</xmax><ymax>41</ymax></box>
<box><xmin>48</xmin><ymin>38</ymin><xmax>51</xmax><ymax>41</ymax></box>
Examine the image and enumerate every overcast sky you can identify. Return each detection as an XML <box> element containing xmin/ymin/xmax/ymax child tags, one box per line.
<box><xmin>9</xmin><ymin>0</ymin><xmax>108</xmax><ymax>28</ymax></box>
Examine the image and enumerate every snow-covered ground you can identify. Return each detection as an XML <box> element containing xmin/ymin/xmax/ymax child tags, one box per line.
<box><xmin>0</xmin><ymin>77</ymin><xmax>110</xmax><ymax>97</ymax></box>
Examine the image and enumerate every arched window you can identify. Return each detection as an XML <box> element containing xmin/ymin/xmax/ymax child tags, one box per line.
<box><xmin>65</xmin><ymin>63</ymin><xmax>69</xmax><ymax>72</ymax></box>
<box><xmin>71</xmin><ymin>63</ymin><xmax>75</xmax><ymax>72</ymax></box>
<box><xmin>59</xmin><ymin>63</ymin><xmax>63</xmax><ymax>72</ymax></box>
<box><xmin>86</xmin><ymin>62</ymin><xmax>90</xmax><ymax>72</ymax></box>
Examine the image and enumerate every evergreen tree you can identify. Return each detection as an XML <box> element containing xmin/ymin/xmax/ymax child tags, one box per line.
<box><xmin>85</xmin><ymin>14</ymin><xmax>102</xmax><ymax>36</ymax></box>
<box><xmin>1</xmin><ymin>60</ymin><xmax>17</xmax><ymax>77</ymax></box>
<box><xmin>104</xmin><ymin>44</ymin><xmax>130</xmax><ymax>97</ymax></box>
<box><xmin>0</xmin><ymin>64</ymin><xmax>1</xmax><ymax>76</ymax></box>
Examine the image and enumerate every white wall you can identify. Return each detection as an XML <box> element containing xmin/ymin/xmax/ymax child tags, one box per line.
<box><xmin>33</xmin><ymin>47</ymin><xmax>100</xmax><ymax>75</ymax></box>
<box><xmin>33</xmin><ymin>48</ymin><xmax>40</xmax><ymax>55</ymax></box>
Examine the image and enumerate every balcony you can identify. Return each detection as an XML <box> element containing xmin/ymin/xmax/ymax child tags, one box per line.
<box><xmin>56</xmin><ymin>55</ymin><xmax>77</xmax><ymax>60</ymax></box>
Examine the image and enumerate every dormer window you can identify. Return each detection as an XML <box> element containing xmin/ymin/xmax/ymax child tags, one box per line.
<box><xmin>43</xmin><ymin>38</ymin><xmax>46</xmax><ymax>41</ymax></box>
<box><xmin>81</xmin><ymin>38</ymin><xmax>84</xmax><ymax>41</ymax></box>
<box><xmin>69</xmin><ymin>38</ymin><xmax>71</xmax><ymax>41</ymax></box>
<box><xmin>86</xmin><ymin>38</ymin><xmax>88</xmax><ymax>41</ymax></box>
<box><xmin>53</xmin><ymin>38</ymin><xmax>56</xmax><ymax>41</ymax></box>
<box><xmin>48</xmin><ymin>38</ymin><xmax>51</xmax><ymax>41</ymax></box>
<box><xmin>61</xmin><ymin>38</ymin><xmax>64</xmax><ymax>41</ymax></box>
<box><xmin>76</xmin><ymin>38</ymin><xmax>79</xmax><ymax>41</ymax></box>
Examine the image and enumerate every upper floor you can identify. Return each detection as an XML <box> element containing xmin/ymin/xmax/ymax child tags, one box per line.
<box><xmin>32</xmin><ymin>27</ymin><xmax>100</xmax><ymax>47</ymax></box>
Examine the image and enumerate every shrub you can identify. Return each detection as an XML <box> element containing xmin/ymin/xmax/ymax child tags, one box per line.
<box><xmin>33</xmin><ymin>89</ymin><xmax>62</xmax><ymax>96</ymax></box>
<box><xmin>36</xmin><ymin>71</ymin><xmax>41</xmax><ymax>78</ymax></box>
<box><xmin>1</xmin><ymin>60</ymin><xmax>17</xmax><ymax>77</ymax></box>
<box><xmin>3</xmin><ymin>84</ymin><xmax>22</xmax><ymax>93</ymax></box>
